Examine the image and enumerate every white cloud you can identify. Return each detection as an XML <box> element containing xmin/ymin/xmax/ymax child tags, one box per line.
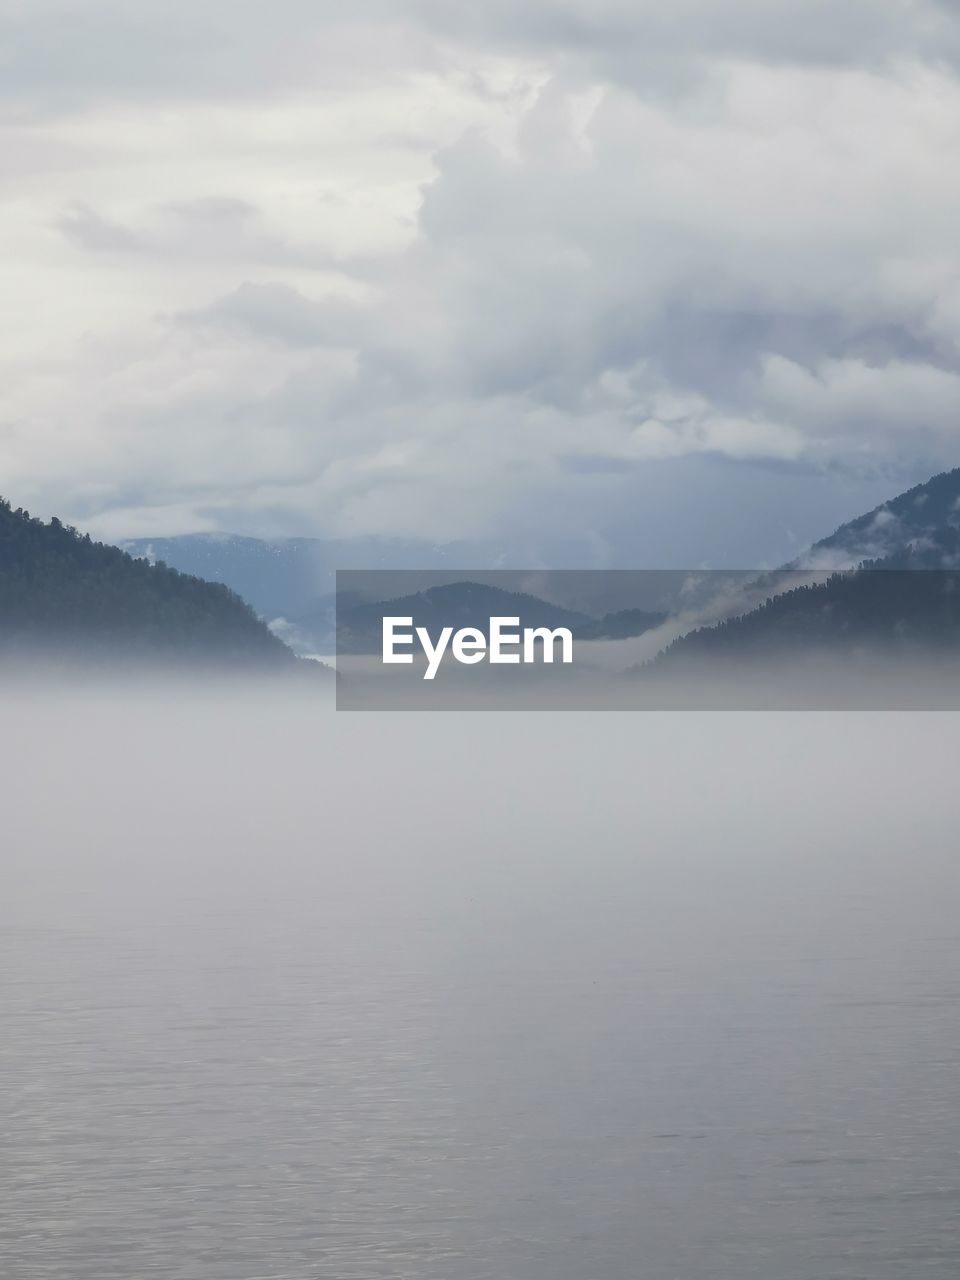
<box><xmin>3</xmin><ymin>3</ymin><xmax>960</xmax><ymax>557</ymax></box>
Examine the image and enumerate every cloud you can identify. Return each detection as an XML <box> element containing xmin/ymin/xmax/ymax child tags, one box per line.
<box><xmin>0</xmin><ymin>4</ymin><xmax>437</xmax><ymax>113</ymax></box>
<box><xmin>56</xmin><ymin>196</ymin><xmax>343</xmax><ymax>268</ymax></box>
<box><xmin>4</xmin><ymin>1</ymin><xmax>958</xmax><ymax>115</ymax></box>
<box><xmin>412</xmin><ymin>0</ymin><xmax>960</xmax><ymax>85</ymax></box>
<box><xmin>4</xmin><ymin>3</ymin><xmax>960</xmax><ymax>562</ymax></box>
<box><xmin>57</xmin><ymin>202</ymin><xmax>143</xmax><ymax>251</ymax></box>
<box><xmin>176</xmin><ymin>282</ymin><xmax>363</xmax><ymax>348</ymax></box>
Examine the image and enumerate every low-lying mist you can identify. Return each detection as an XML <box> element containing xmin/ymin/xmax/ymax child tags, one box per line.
<box><xmin>3</xmin><ymin>678</ymin><xmax>960</xmax><ymax>1279</ymax></box>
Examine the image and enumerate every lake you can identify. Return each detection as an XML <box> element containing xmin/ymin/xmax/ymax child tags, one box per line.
<box><xmin>3</xmin><ymin>686</ymin><xmax>960</xmax><ymax>1278</ymax></box>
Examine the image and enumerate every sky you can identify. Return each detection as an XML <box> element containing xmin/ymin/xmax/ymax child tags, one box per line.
<box><xmin>4</xmin><ymin>0</ymin><xmax>960</xmax><ymax>565</ymax></box>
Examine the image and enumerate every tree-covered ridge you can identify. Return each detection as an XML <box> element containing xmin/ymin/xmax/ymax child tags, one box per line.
<box><xmin>0</xmin><ymin>499</ymin><xmax>295</xmax><ymax>665</ymax></box>
<box><xmin>801</xmin><ymin>466</ymin><xmax>960</xmax><ymax>566</ymax></box>
<box><xmin>656</xmin><ymin>559</ymin><xmax>960</xmax><ymax>667</ymax></box>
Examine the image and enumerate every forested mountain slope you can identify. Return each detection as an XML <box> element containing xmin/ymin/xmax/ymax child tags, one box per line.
<box><xmin>0</xmin><ymin>500</ymin><xmax>298</xmax><ymax>667</ymax></box>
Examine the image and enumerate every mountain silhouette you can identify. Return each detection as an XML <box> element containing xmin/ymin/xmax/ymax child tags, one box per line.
<box><xmin>0</xmin><ymin>499</ymin><xmax>308</xmax><ymax>670</ymax></box>
<box><xmin>335</xmin><ymin>581</ymin><xmax>591</xmax><ymax>654</ymax></box>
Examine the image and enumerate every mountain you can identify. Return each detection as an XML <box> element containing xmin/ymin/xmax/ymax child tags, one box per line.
<box><xmin>798</xmin><ymin>467</ymin><xmax>960</xmax><ymax>568</ymax></box>
<box><xmin>115</xmin><ymin>536</ymin><xmax>677</xmax><ymax>655</ymax></box>
<box><xmin>656</xmin><ymin>562</ymin><xmax>960</xmax><ymax>666</ymax></box>
<box><xmin>0</xmin><ymin>500</ymin><xmax>303</xmax><ymax>669</ymax></box>
<box><xmin>107</xmin><ymin>468</ymin><xmax>960</xmax><ymax>667</ymax></box>
<box><xmin>573</xmin><ymin>608</ymin><xmax>667</xmax><ymax>641</ymax></box>
<box><xmin>297</xmin><ymin>591</ymin><xmax>669</xmax><ymax>654</ymax></box>
<box><xmin>336</xmin><ymin>582</ymin><xmax>591</xmax><ymax>654</ymax></box>
<box><xmin>119</xmin><ymin>534</ymin><xmax>329</xmax><ymax>619</ymax></box>
<box><xmin>118</xmin><ymin>533</ymin><xmax>502</xmax><ymax>621</ymax></box>
<box><xmin>643</xmin><ymin>469</ymin><xmax>960</xmax><ymax>674</ymax></box>
<box><xmin>653</xmin><ymin>531</ymin><xmax>960</xmax><ymax>671</ymax></box>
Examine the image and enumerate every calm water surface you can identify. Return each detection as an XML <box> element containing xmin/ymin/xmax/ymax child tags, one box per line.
<box><xmin>2</xmin><ymin>691</ymin><xmax>960</xmax><ymax>1278</ymax></box>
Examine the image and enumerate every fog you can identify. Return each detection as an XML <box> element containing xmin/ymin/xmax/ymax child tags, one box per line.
<box><xmin>3</xmin><ymin>681</ymin><xmax>960</xmax><ymax>1278</ymax></box>
<box><xmin>335</xmin><ymin>648</ymin><xmax>960</xmax><ymax>709</ymax></box>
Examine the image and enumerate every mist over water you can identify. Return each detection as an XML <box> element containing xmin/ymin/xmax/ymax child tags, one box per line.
<box><xmin>3</xmin><ymin>682</ymin><xmax>960</xmax><ymax>1278</ymax></box>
